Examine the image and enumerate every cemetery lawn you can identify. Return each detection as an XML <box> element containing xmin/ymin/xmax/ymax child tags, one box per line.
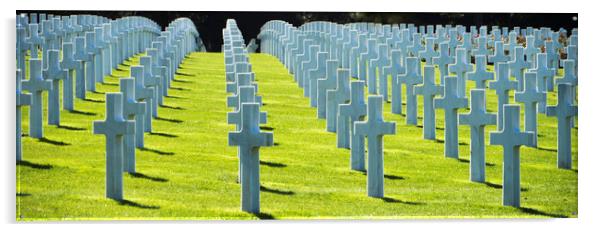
<box><xmin>17</xmin><ymin>52</ymin><xmax>577</xmax><ymax>220</ymax></box>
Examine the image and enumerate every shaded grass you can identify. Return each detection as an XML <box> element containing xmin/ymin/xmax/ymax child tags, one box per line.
<box><xmin>17</xmin><ymin>52</ymin><xmax>577</xmax><ymax>220</ymax></box>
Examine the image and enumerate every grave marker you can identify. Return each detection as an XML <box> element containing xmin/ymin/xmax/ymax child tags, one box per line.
<box><xmin>43</xmin><ymin>50</ymin><xmax>68</xmax><ymax>125</ymax></box>
<box><xmin>339</xmin><ymin>81</ymin><xmax>367</xmax><ymax>170</ymax></box>
<box><xmin>515</xmin><ymin>72</ymin><xmax>546</xmax><ymax>147</ymax></box>
<box><xmin>119</xmin><ymin>79</ymin><xmax>146</xmax><ymax>173</ymax></box>
<box><xmin>490</xmin><ymin>62</ymin><xmax>518</xmax><ymax>130</ymax></box>
<box><xmin>415</xmin><ymin>66</ymin><xmax>444</xmax><ymax>140</ymax></box>
<box><xmin>508</xmin><ymin>47</ymin><xmax>529</xmax><ymax>91</ymax></box>
<box><xmin>490</xmin><ymin>104</ymin><xmax>535</xmax><ymax>207</ymax></box>
<box><xmin>396</xmin><ymin>57</ymin><xmax>423</xmax><ymax>125</ymax></box>
<box><xmin>228</xmin><ymin>103</ymin><xmax>274</xmax><ymax>213</ymax></box>
<box><xmin>459</xmin><ymin>90</ymin><xmax>497</xmax><ymax>182</ymax></box>
<box><xmin>449</xmin><ymin>48</ymin><xmax>473</xmax><ymax>98</ymax></box>
<box><xmin>467</xmin><ymin>55</ymin><xmax>494</xmax><ymax>89</ymax></box>
<box><xmin>131</xmin><ymin>66</ymin><xmax>155</xmax><ymax>142</ymax></box>
<box><xmin>354</xmin><ymin>96</ymin><xmax>396</xmax><ymax>198</ymax></box>
<box><xmin>546</xmin><ymin>84</ymin><xmax>578</xmax><ymax>169</ymax></box>
<box><xmin>326</xmin><ymin>69</ymin><xmax>351</xmax><ymax>132</ymax></box>
<box><xmin>93</xmin><ymin>93</ymin><xmax>136</xmax><ymax>200</ymax></box>
<box><xmin>317</xmin><ymin>60</ymin><xmax>339</xmax><ymax>119</ymax></box>
<box><xmin>16</xmin><ymin>70</ymin><xmax>32</xmax><ymax>161</ymax></box>
<box><xmin>434</xmin><ymin>76</ymin><xmax>468</xmax><ymax>158</ymax></box>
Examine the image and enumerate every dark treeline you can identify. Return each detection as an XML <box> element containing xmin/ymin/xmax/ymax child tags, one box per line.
<box><xmin>16</xmin><ymin>11</ymin><xmax>577</xmax><ymax>52</ymax></box>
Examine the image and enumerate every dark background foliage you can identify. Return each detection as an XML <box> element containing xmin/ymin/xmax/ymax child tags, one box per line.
<box><xmin>16</xmin><ymin>11</ymin><xmax>577</xmax><ymax>52</ymax></box>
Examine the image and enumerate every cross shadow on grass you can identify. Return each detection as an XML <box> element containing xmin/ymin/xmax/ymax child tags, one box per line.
<box><xmin>260</xmin><ymin>126</ymin><xmax>274</xmax><ymax>131</ymax></box>
<box><xmin>174</xmin><ymin>72</ymin><xmax>195</xmax><ymax>77</ymax></box>
<box><xmin>164</xmin><ymin>95</ymin><xmax>186</xmax><ymax>99</ymax></box>
<box><xmin>69</xmin><ymin>109</ymin><xmax>97</xmax><ymax>116</ymax></box>
<box><xmin>57</xmin><ymin>124</ymin><xmax>86</xmax><ymax>131</ymax></box>
<box><xmin>160</xmin><ymin>104</ymin><xmax>186</xmax><ymax>110</ymax></box>
<box><xmin>128</xmin><ymin>172</ymin><xmax>168</xmax><ymax>182</ymax></box>
<box><xmin>458</xmin><ymin>158</ymin><xmax>495</xmax><ymax>167</ymax></box>
<box><xmin>435</xmin><ymin>138</ymin><xmax>468</xmax><ymax>146</ymax></box>
<box><xmin>149</xmin><ymin>131</ymin><xmax>178</xmax><ymax>138</ymax></box>
<box><xmin>17</xmin><ymin>192</ymin><xmax>31</xmax><ymax>197</ymax></box>
<box><xmin>357</xmin><ymin>170</ymin><xmax>405</xmax><ymax>181</ymax></box>
<box><xmin>17</xmin><ymin>160</ymin><xmax>53</xmax><ymax>170</ymax></box>
<box><xmin>537</xmin><ymin>146</ymin><xmax>557</xmax><ymax>152</ymax></box>
<box><xmin>253</xmin><ymin>212</ymin><xmax>275</xmax><ymax>219</ymax></box>
<box><xmin>115</xmin><ymin>199</ymin><xmax>160</xmax><ymax>210</ymax></box>
<box><xmin>138</xmin><ymin>147</ymin><xmax>175</xmax><ymax>156</ymax></box>
<box><xmin>260</xmin><ymin>160</ymin><xmax>286</xmax><ymax>168</ymax></box>
<box><xmin>83</xmin><ymin>98</ymin><xmax>105</xmax><ymax>103</ymax></box>
<box><xmin>483</xmin><ymin>181</ymin><xmax>528</xmax><ymax>192</ymax></box>
<box><xmin>156</xmin><ymin>116</ymin><xmax>184</xmax><ymax>124</ymax></box>
<box><xmin>260</xmin><ymin>186</ymin><xmax>294</xmax><ymax>195</ymax></box>
<box><xmin>416</xmin><ymin>124</ymin><xmax>445</xmax><ymax>131</ymax></box>
<box><xmin>38</xmin><ymin>137</ymin><xmax>70</xmax><ymax>146</ymax></box>
<box><xmin>519</xmin><ymin>207</ymin><xmax>567</xmax><ymax>218</ymax></box>
<box><xmin>170</xmin><ymin>87</ymin><xmax>191</xmax><ymax>91</ymax></box>
<box><xmin>101</xmin><ymin>82</ymin><xmax>119</xmax><ymax>86</ymax></box>
<box><xmin>381</xmin><ymin>197</ymin><xmax>425</xmax><ymax>205</ymax></box>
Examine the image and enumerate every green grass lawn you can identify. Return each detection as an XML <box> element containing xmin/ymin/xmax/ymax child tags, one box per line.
<box><xmin>17</xmin><ymin>52</ymin><xmax>577</xmax><ymax>220</ymax></box>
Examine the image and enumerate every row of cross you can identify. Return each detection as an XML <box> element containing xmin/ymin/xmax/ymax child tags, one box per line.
<box><xmin>257</xmin><ymin>20</ymin><xmax>577</xmax><ymax>208</ymax></box>
<box><xmin>16</xmin><ymin>12</ymin><xmax>201</xmax><ymax>201</ymax></box>
<box><xmin>223</xmin><ymin>19</ymin><xmax>274</xmax><ymax>214</ymax></box>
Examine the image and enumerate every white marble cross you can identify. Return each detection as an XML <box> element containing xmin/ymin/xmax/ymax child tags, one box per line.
<box><xmin>515</xmin><ymin>72</ymin><xmax>546</xmax><ymax>147</ymax></box>
<box><xmin>354</xmin><ymin>96</ymin><xmax>396</xmax><ymax>198</ymax></box>
<box><xmin>434</xmin><ymin>76</ymin><xmax>468</xmax><ymax>158</ymax></box>
<box><xmin>228</xmin><ymin>103</ymin><xmax>274</xmax><ymax>214</ymax></box>
<box><xmin>339</xmin><ymin>81</ymin><xmax>367</xmax><ymax>170</ymax></box>
<box><xmin>396</xmin><ymin>57</ymin><xmax>423</xmax><ymax>125</ymax></box>
<box><xmin>415</xmin><ymin>65</ymin><xmax>444</xmax><ymax>140</ymax></box>
<box><xmin>16</xmin><ymin>70</ymin><xmax>32</xmax><ymax>161</ymax></box>
<box><xmin>449</xmin><ymin>48</ymin><xmax>473</xmax><ymax>98</ymax></box>
<box><xmin>490</xmin><ymin>104</ymin><xmax>534</xmax><ymax>207</ymax></box>
<box><xmin>489</xmin><ymin>62</ymin><xmax>518</xmax><ymax>131</ymax></box>
<box><xmin>459</xmin><ymin>89</ymin><xmax>497</xmax><ymax>182</ymax></box>
<box><xmin>546</xmin><ymin>83</ymin><xmax>578</xmax><ymax>170</ymax></box>
<box><xmin>93</xmin><ymin>93</ymin><xmax>136</xmax><ymax>200</ymax></box>
<box><xmin>120</xmin><ymin>79</ymin><xmax>146</xmax><ymax>174</ymax></box>
<box><xmin>326</xmin><ymin>69</ymin><xmax>351</xmax><ymax>132</ymax></box>
<box><xmin>467</xmin><ymin>55</ymin><xmax>494</xmax><ymax>89</ymax></box>
<box><xmin>317</xmin><ymin>60</ymin><xmax>339</xmax><ymax>119</ymax></box>
<box><xmin>131</xmin><ymin>66</ymin><xmax>154</xmax><ymax>146</ymax></box>
<box><xmin>43</xmin><ymin>50</ymin><xmax>68</xmax><ymax>126</ymax></box>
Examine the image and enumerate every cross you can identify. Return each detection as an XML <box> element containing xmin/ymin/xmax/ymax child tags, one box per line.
<box><xmin>508</xmin><ymin>47</ymin><xmax>529</xmax><ymax>92</ymax></box>
<box><xmin>339</xmin><ymin>81</ymin><xmax>367</xmax><ymax>170</ymax></box>
<box><xmin>26</xmin><ymin>24</ymin><xmax>44</xmax><ymax>59</ymax></box>
<box><xmin>531</xmin><ymin>53</ymin><xmax>555</xmax><ymax>114</ymax></box>
<box><xmin>16</xmin><ymin>69</ymin><xmax>32</xmax><ymax>161</ymax></box>
<box><xmin>459</xmin><ymin>33</ymin><xmax>473</xmax><ymax>58</ymax></box>
<box><xmin>85</xmin><ymin>31</ymin><xmax>97</xmax><ymax>92</ymax></box>
<box><xmin>370</xmin><ymin>44</ymin><xmax>389</xmax><ymax>99</ymax></box>
<box><xmin>388</xmin><ymin>49</ymin><xmax>405</xmax><ymax>115</ymax></box>
<box><xmin>228</xmin><ymin>86</ymin><xmax>267</xmax><ymax>129</ymax></box>
<box><xmin>524</xmin><ymin>36</ymin><xmax>540</xmax><ymax>69</ymax></box>
<box><xmin>433</xmin><ymin>42</ymin><xmax>454</xmax><ymax>86</ymax></box>
<box><xmin>41</xmin><ymin>20</ymin><xmax>56</xmax><ymax>68</ymax></box>
<box><xmin>408</xmin><ymin>33</ymin><xmax>423</xmax><ymax>57</ymax></box>
<box><xmin>414</xmin><ymin>65</ymin><xmax>444</xmax><ymax>140</ymax></box>
<box><xmin>326</xmin><ymin>69</ymin><xmax>351</xmax><ymax>132</ymax></box>
<box><xmin>131</xmin><ymin>65</ymin><xmax>155</xmax><ymax>143</ymax></box>
<box><xmin>488</xmin><ymin>41</ymin><xmax>508</xmax><ymax>66</ymax></box>
<box><xmin>449</xmin><ymin>48</ymin><xmax>473</xmax><ymax>98</ymax></box>
<box><xmin>317</xmin><ymin>60</ymin><xmax>339</xmax><ymax>119</ymax></box>
<box><xmin>565</xmin><ymin>45</ymin><xmax>578</xmax><ymax>77</ymax></box>
<box><xmin>93</xmin><ymin>93</ymin><xmax>136</xmax><ymax>201</ymax></box>
<box><xmin>546</xmin><ymin>83</ymin><xmax>578</xmax><ymax>170</ymax></box>
<box><xmin>60</xmin><ymin>42</ymin><xmax>79</xmax><ymax>111</ymax></box>
<box><xmin>140</xmin><ymin>56</ymin><xmax>162</xmax><ymax>119</ymax></box>
<box><xmin>472</xmin><ymin>36</ymin><xmax>488</xmax><ymax>57</ymax></box>
<box><xmin>544</xmin><ymin>41</ymin><xmax>559</xmax><ymax>75</ymax></box>
<box><xmin>419</xmin><ymin>37</ymin><xmax>438</xmax><ymax>65</ymax></box>
<box><xmin>359</xmin><ymin>39</ymin><xmax>377</xmax><ymax>83</ymax></box>
<box><xmin>348</xmin><ymin>30</ymin><xmax>360</xmax><ymax>78</ymax></box>
<box><xmin>504</xmin><ymin>32</ymin><xmax>518</xmax><ymax>58</ymax></box>
<box><xmin>119</xmin><ymin>78</ymin><xmax>147</xmax><ymax>174</ymax></box>
<box><xmin>151</xmin><ymin>42</ymin><xmax>170</xmax><ymax>98</ymax></box>
<box><xmin>396</xmin><ymin>57</ymin><xmax>423</xmax><ymax>125</ymax></box>
<box><xmin>73</xmin><ymin>37</ymin><xmax>89</xmax><ymax>99</ymax></box>
<box><xmin>515</xmin><ymin>72</ymin><xmax>546</xmax><ymax>147</ymax></box>
<box><xmin>43</xmin><ymin>49</ymin><xmax>67</xmax><ymax>126</ymax></box>
<box><xmin>459</xmin><ymin>89</ymin><xmax>497</xmax><ymax>182</ymax></box>
<box><xmin>490</xmin><ymin>104</ymin><xmax>535</xmax><ymax>207</ymax></box>
<box><xmin>227</xmin><ymin>72</ymin><xmax>258</xmax><ymax>96</ymax></box>
<box><xmin>308</xmin><ymin>52</ymin><xmax>328</xmax><ymax>107</ymax></box>
<box><xmin>16</xmin><ymin>27</ymin><xmax>30</xmax><ymax>81</ymax></box>
<box><xmin>228</xmin><ymin>103</ymin><xmax>274</xmax><ymax>214</ymax></box>
<box><xmin>489</xmin><ymin>62</ymin><xmax>518</xmax><ymax>131</ymax></box>
<box><xmin>467</xmin><ymin>55</ymin><xmax>494</xmax><ymax>89</ymax></box>
<box><xmin>557</xmin><ymin>59</ymin><xmax>578</xmax><ymax>128</ymax></box>
<box><xmin>397</xmin><ymin>29</ymin><xmax>412</xmax><ymax>57</ymax></box>
<box><xmin>94</xmin><ymin>27</ymin><xmax>107</xmax><ymax>83</ymax></box>
<box><xmin>301</xmin><ymin>45</ymin><xmax>319</xmax><ymax>97</ymax></box>
<box><xmin>354</xmin><ymin>96</ymin><xmax>396</xmax><ymax>198</ymax></box>
<box><xmin>434</xmin><ymin>76</ymin><xmax>468</xmax><ymax>158</ymax></box>
<box><xmin>227</xmin><ymin>82</ymin><xmax>263</xmax><ymax>111</ymax></box>
<box><xmin>147</xmin><ymin>49</ymin><xmax>167</xmax><ymax>105</ymax></box>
